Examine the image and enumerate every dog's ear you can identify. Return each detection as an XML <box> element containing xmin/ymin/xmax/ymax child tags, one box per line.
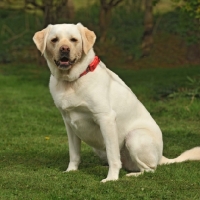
<box><xmin>33</xmin><ymin>25</ymin><xmax>52</xmax><ymax>55</ymax></box>
<box><xmin>77</xmin><ymin>23</ymin><xmax>96</xmax><ymax>54</ymax></box>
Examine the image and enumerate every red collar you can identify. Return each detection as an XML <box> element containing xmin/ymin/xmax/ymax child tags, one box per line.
<box><xmin>79</xmin><ymin>56</ymin><xmax>100</xmax><ymax>78</ymax></box>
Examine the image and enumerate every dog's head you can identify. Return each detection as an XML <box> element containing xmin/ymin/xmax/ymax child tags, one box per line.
<box><xmin>33</xmin><ymin>23</ymin><xmax>96</xmax><ymax>71</ymax></box>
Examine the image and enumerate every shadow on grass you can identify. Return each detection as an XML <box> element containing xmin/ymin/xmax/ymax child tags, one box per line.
<box><xmin>1</xmin><ymin>147</ymin><xmax>104</xmax><ymax>171</ymax></box>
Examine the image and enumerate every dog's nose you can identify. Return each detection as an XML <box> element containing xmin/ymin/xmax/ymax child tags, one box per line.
<box><xmin>60</xmin><ymin>45</ymin><xmax>70</xmax><ymax>53</ymax></box>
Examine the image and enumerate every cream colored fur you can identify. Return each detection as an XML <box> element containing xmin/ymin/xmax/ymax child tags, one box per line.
<box><xmin>33</xmin><ymin>23</ymin><xmax>200</xmax><ymax>182</ymax></box>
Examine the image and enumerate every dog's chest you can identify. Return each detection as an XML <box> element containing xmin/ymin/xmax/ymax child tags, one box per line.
<box><xmin>63</xmin><ymin>110</ymin><xmax>104</xmax><ymax>148</ymax></box>
<box><xmin>49</xmin><ymin>78</ymin><xmax>105</xmax><ymax>148</ymax></box>
<box><xmin>53</xmin><ymin>90</ymin><xmax>80</xmax><ymax>110</ymax></box>
<box><xmin>50</xmin><ymin>79</ymin><xmax>82</xmax><ymax>110</ymax></box>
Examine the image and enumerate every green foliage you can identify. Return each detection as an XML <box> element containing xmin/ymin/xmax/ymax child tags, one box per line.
<box><xmin>154</xmin><ymin>75</ymin><xmax>200</xmax><ymax>101</ymax></box>
<box><xmin>0</xmin><ymin>64</ymin><xmax>200</xmax><ymax>199</ymax></box>
<box><xmin>167</xmin><ymin>76</ymin><xmax>200</xmax><ymax>99</ymax></box>
<box><xmin>0</xmin><ymin>3</ymin><xmax>144</xmax><ymax>63</ymax></box>
<box><xmin>153</xmin><ymin>0</ymin><xmax>161</xmax><ymax>6</ymax></box>
<box><xmin>64</xmin><ymin>4</ymin><xmax>144</xmax><ymax>58</ymax></box>
<box><xmin>0</xmin><ymin>9</ymin><xmax>41</xmax><ymax>63</ymax></box>
<box><xmin>73</xmin><ymin>4</ymin><xmax>100</xmax><ymax>30</ymax></box>
<box><xmin>172</xmin><ymin>0</ymin><xmax>200</xmax><ymax>18</ymax></box>
<box><xmin>157</xmin><ymin>8</ymin><xmax>200</xmax><ymax>45</ymax></box>
<box><xmin>109</xmin><ymin>8</ymin><xmax>144</xmax><ymax>59</ymax></box>
<box><xmin>0</xmin><ymin>1</ymin><xmax>200</xmax><ymax>64</ymax></box>
<box><xmin>163</xmin><ymin>0</ymin><xmax>200</xmax><ymax>45</ymax></box>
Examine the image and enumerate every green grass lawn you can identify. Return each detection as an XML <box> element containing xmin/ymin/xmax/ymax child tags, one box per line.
<box><xmin>0</xmin><ymin>64</ymin><xmax>200</xmax><ymax>200</ymax></box>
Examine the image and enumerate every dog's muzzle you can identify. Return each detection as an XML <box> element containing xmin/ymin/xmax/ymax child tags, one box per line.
<box><xmin>54</xmin><ymin>54</ymin><xmax>76</xmax><ymax>70</ymax></box>
<box><xmin>54</xmin><ymin>45</ymin><xmax>76</xmax><ymax>70</ymax></box>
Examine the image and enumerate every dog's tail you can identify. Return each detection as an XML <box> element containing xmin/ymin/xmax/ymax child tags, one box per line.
<box><xmin>159</xmin><ymin>147</ymin><xmax>200</xmax><ymax>165</ymax></box>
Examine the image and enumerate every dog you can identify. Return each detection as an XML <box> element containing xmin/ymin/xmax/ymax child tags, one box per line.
<box><xmin>33</xmin><ymin>23</ymin><xmax>200</xmax><ymax>182</ymax></box>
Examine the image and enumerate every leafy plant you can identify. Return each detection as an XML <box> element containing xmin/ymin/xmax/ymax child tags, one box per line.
<box><xmin>168</xmin><ymin>76</ymin><xmax>200</xmax><ymax>98</ymax></box>
<box><xmin>155</xmin><ymin>75</ymin><xmax>200</xmax><ymax>100</ymax></box>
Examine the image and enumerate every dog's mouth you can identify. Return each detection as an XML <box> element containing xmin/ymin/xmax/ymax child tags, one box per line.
<box><xmin>54</xmin><ymin>56</ymin><xmax>76</xmax><ymax>70</ymax></box>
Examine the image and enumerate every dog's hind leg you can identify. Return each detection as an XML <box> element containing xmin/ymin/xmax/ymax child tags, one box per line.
<box><xmin>124</xmin><ymin>129</ymin><xmax>163</xmax><ymax>177</ymax></box>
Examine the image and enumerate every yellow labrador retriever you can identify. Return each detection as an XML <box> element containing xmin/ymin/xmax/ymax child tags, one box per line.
<box><xmin>33</xmin><ymin>23</ymin><xmax>200</xmax><ymax>182</ymax></box>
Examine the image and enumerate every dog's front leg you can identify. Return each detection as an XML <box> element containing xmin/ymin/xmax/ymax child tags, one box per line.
<box><xmin>64</xmin><ymin>122</ymin><xmax>81</xmax><ymax>172</ymax></box>
<box><xmin>95</xmin><ymin>111</ymin><xmax>121</xmax><ymax>182</ymax></box>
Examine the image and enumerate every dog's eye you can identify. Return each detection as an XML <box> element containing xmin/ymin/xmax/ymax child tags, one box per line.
<box><xmin>70</xmin><ymin>38</ymin><xmax>78</xmax><ymax>42</ymax></box>
<box><xmin>51</xmin><ymin>38</ymin><xmax>58</xmax><ymax>43</ymax></box>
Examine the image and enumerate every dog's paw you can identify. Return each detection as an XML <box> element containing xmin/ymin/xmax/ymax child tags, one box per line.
<box><xmin>64</xmin><ymin>162</ymin><xmax>79</xmax><ymax>172</ymax></box>
<box><xmin>63</xmin><ymin>169</ymin><xmax>77</xmax><ymax>173</ymax></box>
<box><xmin>101</xmin><ymin>177</ymin><xmax>118</xmax><ymax>183</ymax></box>
<box><xmin>64</xmin><ymin>167</ymin><xmax>78</xmax><ymax>173</ymax></box>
